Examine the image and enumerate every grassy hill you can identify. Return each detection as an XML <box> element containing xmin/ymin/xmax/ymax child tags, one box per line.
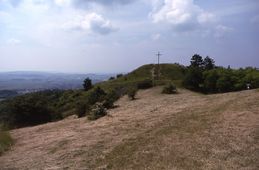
<box><xmin>0</xmin><ymin>87</ymin><xmax>258</xmax><ymax>169</ymax></box>
<box><xmin>98</xmin><ymin>63</ymin><xmax>186</xmax><ymax>90</ymax></box>
<box><xmin>121</xmin><ymin>63</ymin><xmax>185</xmax><ymax>81</ymax></box>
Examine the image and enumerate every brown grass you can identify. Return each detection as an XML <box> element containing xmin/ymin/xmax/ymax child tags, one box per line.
<box><xmin>0</xmin><ymin>87</ymin><xmax>258</xmax><ymax>170</ymax></box>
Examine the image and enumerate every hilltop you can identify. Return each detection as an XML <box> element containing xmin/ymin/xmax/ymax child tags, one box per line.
<box><xmin>99</xmin><ymin>63</ymin><xmax>186</xmax><ymax>88</ymax></box>
<box><xmin>0</xmin><ymin>87</ymin><xmax>258</xmax><ymax>169</ymax></box>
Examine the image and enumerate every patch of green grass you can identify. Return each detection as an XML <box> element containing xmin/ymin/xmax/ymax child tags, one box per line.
<box><xmin>0</xmin><ymin>129</ymin><xmax>13</xmax><ymax>155</ymax></box>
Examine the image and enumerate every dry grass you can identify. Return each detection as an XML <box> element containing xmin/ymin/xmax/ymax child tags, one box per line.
<box><xmin>0</xmin><ymin>87</ymin><xmax>258</xmax><ymax>170</ymax></box>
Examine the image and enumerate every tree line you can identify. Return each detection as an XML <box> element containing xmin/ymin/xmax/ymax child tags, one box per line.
<box><xmin>183</xmin><ymin>54</ymin><xmax>259</xmax><ymax>93</ymax></box>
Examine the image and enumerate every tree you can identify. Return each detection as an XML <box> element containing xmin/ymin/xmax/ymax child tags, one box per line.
<box><xmin>83</xmin><ymin>78</ymin><xmax>93</xmax><ymax>91</ymax></box>
<box><xmin>216</xmin><ymin>69</ymin><xmax>233</xmax><ymax>92</ymax></box>
<box><xmin>109</xmin><ymin>76</ymin><xmax>115</xmax><ymax>80</ymax></box>
<box><xmin>243</xmin><ymin>69</ymin><xmax>259</xmax><ymax>89</ymax></box>
<box><xmin>203</xmin><ymin>69</ymin><xmax>219</xmax><ymax>92</ymax></box>
<box><xmin>203</xmin><ymin>56</ymin><xmax>215</xmax><ymax>70</ymax></box>
<box><xmin>190</xmin><ymin>54</ymin><xmax>203</xmax><ymax>68</ymax></box>
<box><xmin>116</xmin><ymin>74</ymin><xmax>123</xmax><ymax>79</ymax></box>
<box><xmin>183</xmin><ymin>67</ymin><xmax>203</xmax><ymax>91</ymax></box>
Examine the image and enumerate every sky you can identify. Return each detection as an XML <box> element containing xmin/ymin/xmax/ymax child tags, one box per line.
<box><xmin>0</xmin><ymin>0</ymin><xmax>259</xmax><ymax>73</ymax></box>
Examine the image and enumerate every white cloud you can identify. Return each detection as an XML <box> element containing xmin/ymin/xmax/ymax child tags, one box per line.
<box><xmin>63</xmin><ymin>13</ymin><xmax>117</xmax><ymax>35</ymax></box>
<box><xmin>72</xmin><ymin>0</ymin><xmax>135</xmax><ymax>8</ymax></box>
<box><xmin>151</xmin><ymin>0</ymin><xmax>216</xmax><ymax>32</ymax></box>
<box><xmin>198</xmin><ymin>12</ymin><xmax>215</xmax><ymax>24</ymax></box>
<box><xmin>0</xmin><ymin>11</ymin><xmax>10</xmax><ymax>18</ymax></box>
<box><xmin>0</xmin><ymin>0</ymin><xmax>23</xmax><ymax>7</ymax></box>
<box><xmin>214</xmin><ymin>25</ymin><xmax>233</xmax><ymax>38</ymax></box>
<box><xmin>19</xmin><ymin>0</ymin><xmax>50</xmax><ymax>12</ymax></box>
<box><xmin>7</xmin><ymin>38</ymin><xmax>21</xmax><ymax>45</ymax></box>
<box><xmin>54</xmin><ymin>0</ymin><xmax>71</xmax><ymax>6</ymax></box>
<box><xmin>151</xmin><ymin>33</ymin><xmax>161</xmax><ymax>40</ymax></box>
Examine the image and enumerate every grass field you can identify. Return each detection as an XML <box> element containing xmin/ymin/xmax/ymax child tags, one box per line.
<box><xmin>0</xmin><ymin>87</ymin><xmax>258</xmax><ymax>169</ymax></box>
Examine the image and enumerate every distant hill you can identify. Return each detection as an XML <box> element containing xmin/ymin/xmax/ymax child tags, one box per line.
<box><xmin>0</xmin><ymin>71</ymin><xmax>114</xmax><ymax>91</ymax></box>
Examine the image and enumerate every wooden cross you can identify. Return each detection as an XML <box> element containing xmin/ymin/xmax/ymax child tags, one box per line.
<box><xmin>156</xmin><ymin>52</ymin><xmax>162</xmax><ymax>80</ymax></box>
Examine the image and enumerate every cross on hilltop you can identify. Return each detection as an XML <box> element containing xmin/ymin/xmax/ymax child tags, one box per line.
<box><xmin>156</xmin><ymin>52</ymin><xmax>162</xmax><ymax>80</ymax></box>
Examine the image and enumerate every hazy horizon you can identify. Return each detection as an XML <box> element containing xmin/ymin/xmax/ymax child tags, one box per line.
<box><xmin>0</xmin><ymin>62</ymin><xmax>259</xmax><ymax>75</ymax></box>
<box><xmin>1</xmin><ymin>0</ymin><xmax>259</xmax><ymax>73</ymax></box>
<box><xmin>0</xmin><ymin>70</ymin><xmax>119</xmax><ymax>74</ymax></box>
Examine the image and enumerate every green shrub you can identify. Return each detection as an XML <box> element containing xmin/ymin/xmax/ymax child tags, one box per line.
<box><xmin>0</xmin><ymin>90</ymin><xmax>74</xmax><ymax>129</ymax></box>
<box><xmin>87</xmin><ymin>87</ymin><xmax>106</xmax><ymax>105</ymax></box>
<box><xmin>216</xmin><ymin>75</ymin><xmax>232</xmax><ymax>92</ymax></box>
<box><xmin>8</xmin><ymin>95</ymin><xmax>53</xmax><ymax>128</ymax></box>
<box><xmin>203</xmin><ymin>69</ymin><xmax>219</xmax><ymax>93</ymax></box>
<box><xmin>103</xmin><ymin>89</ymin><xmax>120</xmax><ymax>109</ymax></box>
<box><xmin>0</xmin><ymin>124</ymin><xmax>13</xmax><ymax>155</ymax></box>
<box><xmin>75</xmin><ymin>102</ymin><xmax>90</xmax><ymax>118</ymax></box>
<box><xmin>127</xmin><ymin>86</ymin><xmax>138</xmax><ymax>100</ymax></box>
<box><xmin>137</xmin><ymin>79</ymin><xmax>153</xmax><ymax>89</ymax></box>
<box><xmin>88</xmin><ymin>103</ymin><xmax>107</xmax><ymax>120</ymax></box>
<box><xmin>162</xmin><ymin>83</ymin><xmax>177</xmax><ymax>94</ymax></box>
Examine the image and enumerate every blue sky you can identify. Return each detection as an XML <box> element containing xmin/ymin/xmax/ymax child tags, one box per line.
<box><xmin>0</xmin><ymin>0</ymin><xmax>259</xmax><ymax>73</ymax></box>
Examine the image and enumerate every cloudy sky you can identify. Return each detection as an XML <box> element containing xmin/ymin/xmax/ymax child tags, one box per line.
<box><xmin>0</xmin><ymin>0</ymin><xmax>259</xmax><ymax>73</ymax></box>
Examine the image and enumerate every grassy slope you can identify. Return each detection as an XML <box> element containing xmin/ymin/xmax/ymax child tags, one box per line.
<box><xmin>0</xmin><ymin>87</ymin><xmax>258</xmax><ymax>169</ymax></box>
<box><xmin>97</xmin><ymin>63</ymin><xmax>186</xmax><ymax>90</ymax></box>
